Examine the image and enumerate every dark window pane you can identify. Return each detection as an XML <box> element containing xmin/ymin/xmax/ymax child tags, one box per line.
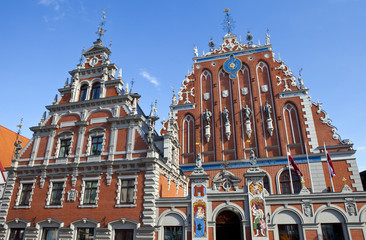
<box><xmin>77</xmin><ymin>228</ymin><xmax>94</xmax><ymax>240</ymax></box>
<box><xmin>59</xmin><ymin>139</ymin><xmax>71</xmax><ymax>158</ymax></box>
<box><xmin>91</xmin><ymin>83</ymin><xmax>101</xmax><ymax>99</ymax></box>
<box><xmin>164</xmin><ymin>226</ymin><xmax>183</xmax><ymax>240</ymax></box>
<box><xmin>280</xmin><ymin>170</ymin><xmax>301</xmax><ymax>194</ymax></box>
<box><xmin>115</xmin><ymin>229</ymin><xmax>134</xmax><ymax>240</ymax></box>
<box><xmin>50</xmin><ymin>182</ymin><xmax>63</xmax><ymax>205</ymax></box>
<box><xmin>91</xmin><ymin>136</ymin><xmax>103</xmax><ymax>155</ymax></box>
<box><xmin>120</xmin><ymin>180</ymin><xmax>134</xmax><ymax>204</ymax></box>
<box><xmin>79</xmin><ymin>85</ymin><xmax>88</xmax><ymax>101</ymax></box>
<box><xmin>9</xmin><ymin>228</ymin><xmax>25</xmax><ymax>240</ymax></box>
<box><xmin>84</xmin><ymin>181</ymin><xmax>98</xmax><ymax>204</ymax></box>
<box><xmin>19</xmin><ymin>183</ymin><xmax>32</xmax><ymax>206</ymax></box>
<box><xmin>321</xmin><ymin>223</ymin><xmax>345</xmax><ymax>240</ymax></box>
<box><xmin>42</xmin><ymin>228</ymin><xmax>58</xmax><ymax>240</ymax></box>
<box><xmin>278</xmin><ymin>224</ymin><xmax>300</xmax><ymax>240</ymax></box>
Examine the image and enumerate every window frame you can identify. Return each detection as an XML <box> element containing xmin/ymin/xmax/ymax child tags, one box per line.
<box><xmin>55</xmin><ymin>130</ymin><xmax>74</xmax><ymax>159</ymax></box>
<box><xmin>79</xmin><ymin>176</ymin><xmax>101</xmax><ymax>208</ymax></box>
<box><xmin>45</xmin><ymin>178</ymin><xmax>66</xmax><ymax>208</ymax></box>
<box><xmin>41</xmin><ymin>227</ymin><xmax>58</xmax><ymax>240</ymax></box>
<box><xmin>279</xmin><ymin>169</ymin><xmax>301</xmax><ymax>194</ymax></box>
<box><xmin>115</xmin><ymin>175</ymin><xmax>138</xmax><ymax>207</ymax></box>
<box><xmin>15</xmin><ymin>180</ymin><xmax>35</xmax><ymax>209</ymax></box>
<box><xmin>9</xmin><ymin>228</ymin><xmax>25</xmax><ymax>240</ymax></box>
<box><xmin>77</xmin><ymin>227</ymin><xmax>95</xmax><ymax>240</ymax></box>
<box><xmin>90</xmin><ymin>82</ymin><xmax>101</xmax><ymax>100</ymax></box>
<box><xmin>91</xmin><ymin>136</ymin><xmax>103</xmax><ymax>156</ymax></box>
<box><xmin>86</xmin><ymin>127</ymin><xmax>106</xmax><ymax>157</ymax></box>
<box><xmin>79</xmin><ymin>84</ymin><xmax>89</xmax><ymax>101</ymax></box>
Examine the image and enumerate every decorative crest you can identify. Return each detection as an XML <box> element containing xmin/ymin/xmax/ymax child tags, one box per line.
<box><xmin>96</xmin><ymin>9</ymin><xmax>107</xmax><ymax>39</ymax></box>
<box><xmin>222</xmin><ymin>8</ymin><xmax>235</xmax><ymax>34</ymax></box>
<box><xmin>79</xmin><ymin>46</ymin><xmax>85</xmax><ymax>64</ymax></box>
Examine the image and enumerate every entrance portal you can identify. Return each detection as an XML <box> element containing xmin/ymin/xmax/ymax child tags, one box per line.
<box><xmin>216</xmin><ymin>210</ymin><xmax>242</xmax><ymax>240</ymax></box>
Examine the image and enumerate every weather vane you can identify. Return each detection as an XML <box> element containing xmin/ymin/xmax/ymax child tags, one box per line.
<box><xmin>96</xmin><ymin>9</ymin><xmax>107</xmax><ymax>39</ymax></box>
<box><xmin>79</xmin><ymin>46</ymin><xmax>85</xmax><ymax>64</ymax></box>
<box><xmin>222</xmin><ymin>8</ymin><xmax>235</xmax><ymax>34</ymax></box>
<box><xmin>299</xmin><ymin>68</ymin><xmax>303</xmax><ymax>76</ymax></box>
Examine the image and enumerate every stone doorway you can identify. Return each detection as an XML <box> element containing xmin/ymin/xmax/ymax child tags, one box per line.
<box><xmin>216</xmin><ymin>210</ymin><xmax>242</xmax><ymax>240</ymax></box>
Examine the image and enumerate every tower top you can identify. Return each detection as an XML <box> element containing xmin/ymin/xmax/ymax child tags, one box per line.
<box><xmin>96</xmin><ymin>9</ymin><xmax>107</xmax><ymax>39</ymax></box>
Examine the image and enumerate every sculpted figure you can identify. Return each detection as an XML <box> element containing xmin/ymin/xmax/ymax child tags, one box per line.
<box><xmin>243</xmin><ymin>104</ymin><xmax>252</xmax><ymax>121</ymax></box>
<box><xmin>264</xmin><ymin>101</ymin><xmax>272</xmax><ymax>119</ymax></box>
<box><xmin>222</xmin><ymin>107</ymin><xmax>229</xmax><ymax>124</ymax></box>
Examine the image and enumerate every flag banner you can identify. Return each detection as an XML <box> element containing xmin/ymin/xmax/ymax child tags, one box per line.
<box><xmin>325</xmin><ymin>147</ymin><xmax>336</xmax><ymax>177</ymax></box>
<box><xmin>287</xmin><ymin>151</ymin><xmax>303</xmax><ymax>176</ymax></box>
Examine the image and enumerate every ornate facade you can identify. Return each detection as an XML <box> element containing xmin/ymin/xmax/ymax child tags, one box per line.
<box><xmin>1</xmin><ymin>21</ymin><xmax>366</xmax><ymax>240</ymax></box>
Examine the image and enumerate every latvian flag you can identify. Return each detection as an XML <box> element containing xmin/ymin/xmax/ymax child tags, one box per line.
<box><xmin>287</xmin><ymin>151</ymin><xmax>303</xmax><ymax>176</ymax></box>
<box><xmin>324</xmin><ymin>145</ymin><xmax>336</xmax><ymax>177</ymax></box>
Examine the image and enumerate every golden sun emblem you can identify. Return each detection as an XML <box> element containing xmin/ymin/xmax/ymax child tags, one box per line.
<box><xmin>230</xmin><ymin>62</ymin><xmax>236</xmax><ymax>69</ymax></box>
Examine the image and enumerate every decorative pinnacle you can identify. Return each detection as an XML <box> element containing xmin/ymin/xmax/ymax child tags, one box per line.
<box><xmin>342</xmin><ymin>177</ymin><xmax>347</xmax><ymax>184</ymax></box>
<box><xmin>222</xmin><ymin>8</ymin><xmax>235</xmax><ymax>34</ymax></box>
<box><xmin>79</xmin><ymin>46</ymin><xmax>85</xmax><ymax>64</ymax></box>
<box><xmin>96</xmin><ymin>9</ymin><xmax>107</xmax><ymax>39</ymax></box>
<box><xmin>299</xmin><ymin>68</ymin><xmax>303</xmax><ymax>76</ymax></box>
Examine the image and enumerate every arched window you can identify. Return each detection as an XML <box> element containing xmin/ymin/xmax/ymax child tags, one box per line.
<box><xmin>263</xmin><ymin>175</ymin><xmax>270</xmax><ymax>193</ymax></box>
<box><xmin>79</xmin><ymin>85</ymin><xmax>88</xmax><ymax>101</ymax></box>
<box><xmin>182</xmin><ymin>114</ymin><xmax>195</xmax><ymax>154</ymax></box>
<box><xmin>283</xmin><ymin>103</ymin><xmax>303</xmax><ymax>153</ymax></box>
<box><xmin>280</xmin><ymin>170</ymin><xmax>301</xmax><ymax>194</ymax></box>
<box><xmin>90</xmin><ymin>82</ymin><xmax>101</xmax><ymax>100</ymax></box>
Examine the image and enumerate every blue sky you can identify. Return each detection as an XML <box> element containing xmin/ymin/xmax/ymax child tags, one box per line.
<box><xmin>1</xmin><ymin>0</ymin><xmax>366</xmax><ymax>171</ymax></box>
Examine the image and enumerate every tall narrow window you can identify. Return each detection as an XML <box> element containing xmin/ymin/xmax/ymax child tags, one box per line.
<box><xmin>50</xmin><ymin>182</ymin><xmax>63</xmax><ymax>205</ymax></box>
<box><xmin>59</xmin><ymin>139</ymin><xmax>71</xmax><ymax>158</ymax></box>
<box><xmin>280</xmin><ymin>170</ymin><xmax>301</xmax><ymax>194</ymax></box>
<box><xmin>84</xmin><ymin>181</ymin><xmax>98</xmax><ymax>205</ymax></box>
<box><xmin>77</xmin><ymin>228</ymin><xmax>94</xmax><ymax>240</ymax></box>
<box><xmin>90</xmin><ymin>82</ymin><xmax>101</xmax><ymax>100</ymax></box>
<box><xmin>19</xmin><ymin>183</ymin><xmax>32</xmax><ymax>206</ymax></box>
<box><xmin>283</xmin><ymin>103</ymin><xmax>303</xmax><ymax>153</ymax></box>
<box><xmin>263</xmin><ymin>175</ymin><xmax>270</xmax><ymax>193</ymax></box>
<box><xmin>182</xmin><ymin>115</ymin><xmax>195</xmax><ymax>154</ymax></box>
<box><xmin>79</xmin><ymin>85</ymin><xmax>88</xmax><ymax>101</ymax></box>
<box><xmin>91</xmin><ymin>136</ymin><xmax>103</xmax><ymax>155</ymax></box>
<box><xmin>120</xmin><ymin>179</ymin><xmax>135</xmax><ymax>204</ymax></box>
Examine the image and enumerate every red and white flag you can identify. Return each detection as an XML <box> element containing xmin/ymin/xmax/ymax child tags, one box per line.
<box><xmin>324</xmin><ymin>145</ymin><xmax>336</xmax><ymax>177</ymax></box>
<box><xmin>287</xmin><ymin>151</ymin><xmax>303</xmax><ymax>176</ymax></box>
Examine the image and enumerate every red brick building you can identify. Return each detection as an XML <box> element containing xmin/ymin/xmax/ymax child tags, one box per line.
<box><xmin>1</xmin><ymin>23</ymin><xmax>365</xmax><ymax>240</ymax></box>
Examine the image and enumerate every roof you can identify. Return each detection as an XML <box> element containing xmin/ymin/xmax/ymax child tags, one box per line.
<box><xmin>0</xmin><ymin>125</ymin><xmax>30</xmax><ymax>168</ymax></box>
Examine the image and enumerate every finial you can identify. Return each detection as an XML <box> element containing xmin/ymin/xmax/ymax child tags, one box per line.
<box><xmin>79</xmin><ymin>46</ymin><xmax>85</xmax><ymax>64</ymax></box>
<box><xmin>246</xmin><ymin>31</ymin><xmax>253</xmax><ymax>46</ymax></box>
<box><xmin>118</xmin><ymin>68</ymin><xmax>122</xmax><ymax>79</ymax></box>
<box><xmin>342</xmin><ymin>177</ymin><xmax>347</xmax><ymax>185</ymax></box>
<box><xmin>170</xmin><ymin>85</ymin><xmax>175</xmax><ymax>94</ymax></box>
<box><xmin>53</xmin><ymin>94</ymin><xmax>58</xmax><ymax>104</ymax></box>
<box><xmin>299</xmin><ymin>68</ymin><xmax>303</xmax><ymax>77</ymax></box>
<box><xmin>130</xmin><ymin>78</ymin><xmax>134</xmax><ymax>94</ymax></box>
<box><xmin>109</xmin><ymin>40</ymin><xmax>112</xmax><ymax>50</ymax></box>
<box><xmin>193</xmin><ymin>44</ymin><xmax>198</xmax><ymax>57</ymax></box>
<box><xmin>222</xmin><ymin>8</ymin><xmax>235</xmax><ymax>34</ymax></box>
<box><xmin>124</xmin><ymin>83</ymin><xmax>129</xmax><ymax>94</ymax></box>
<box><xmin>41</xmin><ymin>111</ymin><xmax>47</xmax><ymax>122</ymax></box>
<box><xmin>96</xmin><ymin>9</ymin><xmax>107</xmax><ymax>39</ymax></box>
<box><xmin>265</xmin><ymin>28</ymin><xmax>270</xmax><ymax>46</ymax></box>
<box><xmin>64</xmin><ymin>78</ymin><xmax>69</xmax><ymax>87</ymax></box>
<box><xmin>208</xmin><ymin>37</ymin><xmax>215</xmax><ymax>52</ymax></box>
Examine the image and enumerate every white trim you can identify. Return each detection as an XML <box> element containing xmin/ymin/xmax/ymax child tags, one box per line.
<box><xmin>14</xmin><ymin>179</ymin><xmax>36</xmax><ymax>209</ymax></box>
<box><xmin>45</xmin><ymin>178</ymin><xmax>67</xmax><ymax>208</ymax></box>
<box><xmin>78</xmin><ymin>176</ymin><xmax>101</xmax><ymax>208</ymax></box>
<box><xmin>115</xmin><ymin>175</ymin><xmax>138</xmax><ymax>207</ymax></box>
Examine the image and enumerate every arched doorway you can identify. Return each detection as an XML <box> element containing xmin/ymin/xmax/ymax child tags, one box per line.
<box><xmin>216</xmin><ymin>210</ymin><xmax>242</xmax><ymax>240</ymax></box>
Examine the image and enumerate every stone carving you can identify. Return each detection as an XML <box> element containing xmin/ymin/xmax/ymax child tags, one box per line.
<box><xmin>67</xmin><ymin>189</ymin><xmax>78</xmax><ymax>202</ymax></box>
<box><xmin>193</xmin><ymin>45</ymin><xmax>198</xmax><ymax>57</ymax></box>
<box><xmin>243</xmin><ymin>104</ymin><xmax>252</xmax><ymax>138</ymax></box>
<box><xmin>14</xmin><ymin>140</ymin><xmax>23</xmax><ymax>159</ymax></box>
<box><xmin>212</xmin><ymin>169</ymin><xmax>241</xmax><ymax>191</ymax></box>
<box><xmin>203</xmin><ymin>109</ymin><xmax>212</xmax><ymax>142</ymax></box>
<box><xmin>249</xmin><ymin>150</ymin><xmax>258</xmax><ymax>170</ymax></box>
<box><xmin>222</xmin><ymin>107</ymin><xmax>231</xmax><ymax>140</ymax></box>
<box><xmin>302</xmin><ymin>201</ymin><xmax>313</xmax><ymax>217</ymax></box>
<box><xmin>264</xmin><ymin>101</ymin><xmax>274</xmax><ymax>136</ymax></box>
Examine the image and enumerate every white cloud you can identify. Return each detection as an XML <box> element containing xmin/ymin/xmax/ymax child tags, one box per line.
<box><xmin>38</xmin><ymin>0</ymin><xmax>63</xmax><ymax>10</ymax></box>
<box><xmin>140</xmin><ymin>70</ymin><xmax>160</xmax><ymax>86</ymax></box>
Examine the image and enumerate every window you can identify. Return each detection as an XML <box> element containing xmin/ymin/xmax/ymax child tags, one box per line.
<box><xmin>90</xmin><ymin>82</ymin><xmax>101</xmax><ymax>100</ymax></box>
<box><xmin>77</xmin><ymin>228</ymin><xmax>94</xmax><ymax>240</ymax></box>
<box><xmin>79</xmin><ymin>85</ymin><xmax>88</xmax><ymax>101</ymax></box>
<box><xmin>59</xmin><ymin>139</ymin><xmax>71</xmax><ymax>158</ymax></box>
<box><xmin>164</xmin><ymin>226</ymin><xmax>183</xmax><ymax>240</ymax></box>
<box><xmin>280</xmin><ymin>170</ymin><xmax>301</xmax><ymax>194</ymax></box>
<box><xmin>263</xmin><ymin>175</ymin><xmax>270</xmax><ymax>193</ymax></box>
<box><xmin>50</xmin><ymin>182</ymin><xmax>63</xmax><ymax>205</ymax></box>
<box><xmin>42</xmin><ymin>228</ymin><xmax>58</xmax><ymax>240</ymax></box>
<box><xmin>182</xmin><ymin>115</ymin><xmax>195</xmax><ymax>154</ymax></box>
<box><xmin>91</xmin><ymin>136</ymin><xmax>103</xmax><ymax>155</ymax></box>
<box><xmin>321</xmin><ymin>223</ymin><xmax>345</xmax><ymax>240</ymax></box>
<box><xmin>283</xmin><ymin>103</ymin><xmax>303</xmax><ymax>154</ymax></box>
<box><xmin>121</xmin><ymin>179</ymin><xmax>135</xmax><ymax>204</ymax></box>
<box><xmin>115</xmin><ymin>229</ymin><xmax>133</xmax><ymax>240</ymax></box>
<box><xmin>278</xmin><ymin>224</ymin><xmax>300</xmax><ymax>240</ymax></box>
<box><xmin>19</xmin><ymin>183</ymin><xmax>32</xmax><ymax>206</ymax></box>
<box><xmin>9</xmin><ymin>228</ymin><xmax>25</xmax><ymax>240</ymax></box>
<box><xmin>84</xmin><ymin>181</ymin><xmax>98</xmax><ymax>205</ymax></box>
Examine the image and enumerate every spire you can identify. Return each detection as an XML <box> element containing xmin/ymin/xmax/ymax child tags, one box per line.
<box><xmin>222</xmin><ymin>8</ymin><xmax>235</xmax><ymax>35</ymax></box>
<box><xmin>130</xmin><ymin>78</ymin><xmax>134</xmax><ymax>94</ymax></box>
<box><xmin>96</xmin><ymin>9</ymin><xmax>107</xmax><ymax>40</ymax></box>
<box><xmin>118</xmin><ymin>68</ymin><xmax>122</xmax><ymax>79</ymax></box>
<box><xmin>265</xmin><ymin>28</ymin><xmax>271</xmax><ymax>46</ymax></box>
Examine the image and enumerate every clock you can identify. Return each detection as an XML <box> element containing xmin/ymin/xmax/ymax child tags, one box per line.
<box><xmin>223</xmin><ymin>55</ymin><xmax>242</xmax><ymax>79</ymax></box>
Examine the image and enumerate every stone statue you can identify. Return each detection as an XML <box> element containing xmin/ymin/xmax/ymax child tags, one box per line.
<box><xmin>14</xmin><ymin>140</ymin><xmax>22</xmax><ymax>158</ymax></box>
<box><xmin>222</xmin><ymin>107</ymin><xmax>229</xmax><ymax>124</ymax></box>
<box><xmin>194</xmin><ymin>45</ymin><xmax>198</xmax><ymax>57</ymax></box>
<box><xmin>249</xmin><ymin>150</ymin><xmax>257</xmax><ymax>167</ymax></box>
<box><xmin>264</xmin><ymin>101</ymin><xmax>272</xmax><ymax>119</ymax></box>
<box><xmin>196</xmin><ymin>153</ymin><xmax>202</xmax><ymax>169</ymax></box>
<box><xmin>243</xmin><ymin>105</ymin><xmax>252</xmax><ymax>121</ymax></box>
<box><xmin>203</xmin><ymin>109</ymin><xmax>212</xmax><ymax>126</ymax></box>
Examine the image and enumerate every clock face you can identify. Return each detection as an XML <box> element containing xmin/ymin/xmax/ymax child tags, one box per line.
<box><xmin>223</xmin><ymin>55</ymin><xmax>242</xmax><ymax>79</ymax></box>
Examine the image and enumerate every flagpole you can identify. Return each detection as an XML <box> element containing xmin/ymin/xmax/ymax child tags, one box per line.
<box><xmin>324</xmin><ymin>142</ymin><xmax>335</xmax><ymax>192</ymax></box>
<box><xmin>304</xmin><ymin>142</ymin><xmax>314</xmax><ymax>193</ymax></box>
<box><xmin>286</xmin><ymin>145</ymin><xmax>294</xmax><ymax>194</ymax></box>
